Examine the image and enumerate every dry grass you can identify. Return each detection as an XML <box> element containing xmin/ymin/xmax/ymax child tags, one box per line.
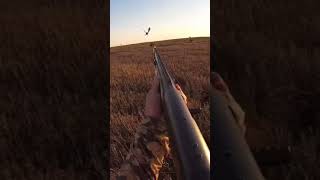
<box><xmin>110</xmin><ymin>37</ymin><xmax>210</xmax><ymax>177</ymax></box>
<box><xmin>214</xmin><ymin>0</ymin><xmax>320</xmax><ymax>179</ymax></box>
<box><xmin>0</xmin><ymin>2</ymin><xmax>107</xmax><ymax>179</ymax></box>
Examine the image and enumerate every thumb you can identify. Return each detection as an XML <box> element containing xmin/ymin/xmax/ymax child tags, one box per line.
<box><xmin>150</xmin><ymin>76</ymin><xmax>160</xmax><ymax>92</ymax></box>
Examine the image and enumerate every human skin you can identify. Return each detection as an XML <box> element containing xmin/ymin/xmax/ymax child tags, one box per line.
<box><xmin>144</xmin><ymin>72</ymin><xmax>187</xmax><ymax>119</ymax></box>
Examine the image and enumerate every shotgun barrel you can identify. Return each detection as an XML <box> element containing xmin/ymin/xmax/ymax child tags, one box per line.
<box><xmin>211</xmin><ymin>85</ymin><xmax>265</xmax><ymax>180</ymax></box>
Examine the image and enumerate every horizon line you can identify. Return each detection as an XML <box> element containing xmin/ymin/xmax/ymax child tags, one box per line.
<box><xmin>110</xmin><ymin>36</ymin><xmax>210</xmax><ymax>48</ymax></box>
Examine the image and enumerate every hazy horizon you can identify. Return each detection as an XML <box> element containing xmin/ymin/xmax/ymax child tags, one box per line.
<box><xmin>110</xmin><ymin>0</ymin><xmax>210</xmax><ymax>47</ymax></box>
<box><xmin>110</xmin><ymin>36</ymin><xmax>209</xmax><ymax>48</ymax></box>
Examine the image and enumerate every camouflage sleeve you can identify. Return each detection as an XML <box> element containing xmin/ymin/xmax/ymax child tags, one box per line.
<box><xmin>112</xmin><ymin>116</ymin><xmax>170</xmax><ymax>180</ymax></box>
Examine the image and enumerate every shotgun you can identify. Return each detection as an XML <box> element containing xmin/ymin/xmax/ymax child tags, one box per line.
<box><xmin>153</xmin><ymin>46</ymin><xmax>210</xmax><ymax>180</ymax></box>
<box><xmin>211</xmin><ymin>80</ymin><xmax>265</xmax><ymax>180</ymax></box>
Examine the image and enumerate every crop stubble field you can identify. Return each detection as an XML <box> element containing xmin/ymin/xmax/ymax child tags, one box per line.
<box><xmin>110</xmin><ymin>37</ymin><xmax>210</xmax><ymax>175</ymax></box>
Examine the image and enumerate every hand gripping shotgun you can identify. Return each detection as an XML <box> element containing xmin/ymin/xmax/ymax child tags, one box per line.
<box><xmin>153</xmin><ymin>46</ymin><xmax>210</xmax><ymax>180</ymax></box>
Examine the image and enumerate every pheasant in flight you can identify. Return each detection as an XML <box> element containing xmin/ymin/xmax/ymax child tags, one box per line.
<box><xmin>144</xmin><ymin>27</ymin><xmax>151</xmax><ymax>36</ymax></box>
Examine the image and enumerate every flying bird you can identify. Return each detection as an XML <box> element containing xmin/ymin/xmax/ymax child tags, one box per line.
<box><xmin>144</xmin><ymin>27</ymin><xmax>151</xmax><ymax>36</ymax></box>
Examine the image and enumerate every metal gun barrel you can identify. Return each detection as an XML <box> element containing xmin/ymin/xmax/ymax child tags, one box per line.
<box><xmin>211</xmin><ymin>88</ymin><xmax>265</xmax><ymax>180</ymax></box>
<box><xmin>153</xmin><ymin>47</ymin><xmax>210</xmax><ymax>180</ymax></box>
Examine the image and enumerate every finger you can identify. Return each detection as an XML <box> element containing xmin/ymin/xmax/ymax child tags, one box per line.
<box><xmin>145</xmin><ymin>91</ymin><xmax>162</xmax><ymax>119</ymax></box>
<box><xmin>154</xmin><ymin>69</ymin><xmax>159</xmax><ymax>79</ymax></box>
<box><xmin>211</xmin><ymin>72</ymin><xmax>229</xmax><ymax>92</ymax></box>
<box><xmin>181</xmin><ymin>92</ymin><xmax>187</xmax><ymax>104</ymax></box>
<box><xmin>175</xmin><ymin>84</ymin><xmax>187</xmax><ymax>104</ymax></box>
<box><xmin>175</xmin><ymin>84</ymin><xmax>182</xmax><ymax>91</ymax></box>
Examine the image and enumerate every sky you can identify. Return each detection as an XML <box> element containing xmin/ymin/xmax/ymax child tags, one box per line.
<box><xmin>110</xmin><ymin>0</ymin><xmax>210</xmax><ymax>47</ymax></box>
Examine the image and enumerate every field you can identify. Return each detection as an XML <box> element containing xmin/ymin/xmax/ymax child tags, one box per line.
<box><xmin>214</xmin><ymin>0</ymin><xmax>320</xmax><ymax>179</ymax></box>
<box><xmin>110</xmin><ymin>37</ymin><xmax>210</xmax><ymax>178</ymax></box>
<box><xmin>0</xmin><ymin>1</ymin><xmax>107</xmax><ymax>179</ymax></box>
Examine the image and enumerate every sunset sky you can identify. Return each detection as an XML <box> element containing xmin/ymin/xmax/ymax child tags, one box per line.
<box><xmin>110</xmin><ymin>0</ymin><xmax>210</xmax><ymax>47</ymax></box>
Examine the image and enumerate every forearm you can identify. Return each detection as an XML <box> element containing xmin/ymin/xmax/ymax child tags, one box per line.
<box><xmin>113</xmin><ymin>116</ymin><xmax>170</xmax><ymax>180</ymax></box>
